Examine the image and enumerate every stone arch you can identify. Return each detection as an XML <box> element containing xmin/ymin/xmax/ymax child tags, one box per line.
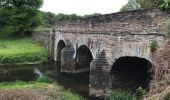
<box><xmin>75</xmin><ymin>45</ymin><xmax>93</xmax><ymax>70</ymax></box>
<box><xmin>110</xmin><ymin>56</ymin><xmax>154</xmax><ymax>92</ymax></box>
<box><xmin>56</xmin><ymin>40</ymin><xmax>66</xmax><ymax>61</ymax></box>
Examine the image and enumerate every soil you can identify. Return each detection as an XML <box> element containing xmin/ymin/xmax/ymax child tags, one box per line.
<box><xmin>0</xmin><ymin>85</ymin><xmax>61</xmax><ymax>100</ymax></box>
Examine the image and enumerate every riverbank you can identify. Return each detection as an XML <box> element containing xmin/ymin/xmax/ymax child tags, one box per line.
<box><xmin>0</xmin><ymin>37</ymin><xmax>48</xmax><ymax>64</ymax></box>
<box><xmin>0</xmin><ymin>77</ymin><xmax>85</xmax><ymax>100</ymax></box>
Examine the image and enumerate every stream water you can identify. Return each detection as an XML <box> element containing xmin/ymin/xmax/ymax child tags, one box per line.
<box><xmin>0</xmin><ymin>62</ymin><xmax>96</xmax><ymax>99</ymax></box>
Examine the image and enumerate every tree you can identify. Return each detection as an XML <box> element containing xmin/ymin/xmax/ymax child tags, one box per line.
<box><xmin>0</xmin><ymin>0</ymin><xmax>43</xmax><ymax>35</ymax></box>
<box><xmin>136</xmin><ymin>0</ymin><xmax>163</xmax><ymax>8</ymax></box>
<box><xmin>40</xmin><ymin>11</ymin><xmax>57</xmax><ymax>27</ymax></box>
<box><xmin>120</xmin><ymin>0</ymin><xmax>141</xmax><ymax>11</ymax></box>
<box><xmin>160</xmin><ymin>0</ymin><xmax>170</xmax><ymax>10</ymax></box>
<box><xmin>120</xmin><ymin>0</ymin><xmax>163</xmax><ymax>11</ymax></box>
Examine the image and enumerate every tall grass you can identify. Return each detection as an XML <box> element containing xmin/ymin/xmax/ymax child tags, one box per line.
<box><xmin>105</xmin><ymin>90</ymin><xmax>137</xmax><ymax>100</ymax></box>
<box><xmin>0</xmin><ymin>37</ymin><xmax>48</xmax><ymax>64</ymax></box>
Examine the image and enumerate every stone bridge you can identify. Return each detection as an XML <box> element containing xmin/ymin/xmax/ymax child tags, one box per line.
<box><xmin>33</xmin><ymin>9</ymin><xmax>169</xmax><ymax>96</ymax></box>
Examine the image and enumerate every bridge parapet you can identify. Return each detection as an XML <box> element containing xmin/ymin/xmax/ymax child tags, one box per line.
<box><xmin>55</xmin><ymin>8</ymin><xmax>168</xmax><ymax>35</ymax></box>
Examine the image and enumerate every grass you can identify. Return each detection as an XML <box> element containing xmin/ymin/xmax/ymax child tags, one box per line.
<box><xmin>0</xmin><ymin>37</ymin><xmax>48</xmax><ymax>64</ymax></box>
<box><xmin>105</xmin><ymin>90</ymin><xmax>137</xmax><ymax>100</ymax></box>
<box><xmin>0</xmin><ymin>80</ymin><xmax>49</xmax><ymax>90</ymax></box>
<box><xmin>0</xmin><ymin>76</ymin><xmax>85</xmax><ymax>100</ymax></box>
<box><xmin>35</xmin><ymin>75</ymin><xmax>54</xmax><ymax>83</ymax></box>
<box><xmin>0</xmin><ymin>76</ymin><xmax>52</xmax><ymax>90</ymax></box>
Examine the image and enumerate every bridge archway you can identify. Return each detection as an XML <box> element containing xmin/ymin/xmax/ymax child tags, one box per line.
<box><xmin>110</xmin><ymin>56</ymin><xmax>153</xmax><ymax>92</ymax></box>
<box><xmin>56</xmin><ymin>40</ymin><xmax>66</xmax><ymax>61</ymax></box>
<box><xmin>75</xmin><ymin>45</ymin><xmax>93</xmax><ymax>70</ymax></box>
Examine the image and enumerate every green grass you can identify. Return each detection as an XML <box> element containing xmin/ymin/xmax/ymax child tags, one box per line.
<box><xmin>0</xmin><ymin>76</ymin><xmax>85</xmax><ymax>100</ymax></box>
<box><xmin>105</xmin><ymin>90</ymin><xmax>137</xmax><ymax>100</ymax></box>
<box><xmin>0</xmin><ymin>80</ymin><xmax>49</xmax><ymax>90</ymax></box>
<box><xmin>35</xmin><ymin>75</ymin><xmax>54</xmax><ymax>83</ymax></box>
<box><xmin>0</xmin><ymin>37</ymin><xmax>48</xmax><ymax>64</ymax></box>
<box><xmin>60</xmin><ymin>88</ymin><xmax>86</xmax><ymax>100</ymax></box>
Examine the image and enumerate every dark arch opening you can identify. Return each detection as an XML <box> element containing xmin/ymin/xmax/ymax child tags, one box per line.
<box><xmin>56</xmin><ymin>40</ymin><xmax>66</xmax><ymax>61</ymax></box>
<box><xmin>75</xmin><ymin>45</ymin><xmax>93</xmax><ymax>70</ymax></box>
<box><xmin>110</xmin><ymin>56</ymin><xmax>153</xmax><ymax>92</ymax></box>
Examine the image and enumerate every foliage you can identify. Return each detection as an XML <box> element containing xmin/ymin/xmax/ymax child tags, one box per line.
<box><xmin>120</xmin><ymin>0</ymin><xmax>141</xmax><ymax>11</ymax></box>
<box><xmin>165</xmin><ymin>20</ymin><xmax>170</xmax><ymax>37</ymax></box>
<box><xmin>35</xmin><ymin>75</ymin><xmax>54</xmax><ymax>83</ymax></box>
<box><xmin>164</xmin><ymin>92</ymin><xmax>170</xmax><ymax>100</ymax></box>
<box><xmin>55</xmin><ymin>13</ymin><xmax>83</xmax><ymax>21</ymax></box>
<box><xmin>60</xmin><ymin>87</ymin><xmax>86</xmax><ymax>100</ymax></box>
<box><xmin>105</xmin><ymin>90</ymin><xmax>137</xmax><ymax>100</ymax></box>
<box><xmin>0</xmin><ymin>37</ymin><xmax>48</xmax><ymax>64</ymax></box>
<box><xmin>135</xmin><ymin>87</ymin><xmax>147</xmax><ymax>99</ymax></box>
<box><xmin>39</xmin><ymin>11</ymin><xmax>57</xmax><ymax>27</ymax></box>
<box><xmin>149</xmin><ymin>40</ymin><xmax>158</xmax><ymax>52</ymax></box>
<box><xmin>136</xmin><ymin>0</ymin><xmax>162</xmax><ymax>8</ymax></box>
<box><xmin>160</xmin><ymin>0</ymin><xmax>170</xmax><ymax>11</ymax></box>
<box><xmin>120</xmin><ymin>0</ymin><xmax>163</xmax><ymax>11</ymax></box>
<box><xmin>0</xmin><ymin>0</ymin><xmax>43</xmax><ymax>35</ymax></box>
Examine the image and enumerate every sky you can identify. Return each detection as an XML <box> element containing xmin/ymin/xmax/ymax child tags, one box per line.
<box><xmin>40</xmin><ymin>0</ymin><xmax>128</xmax><ymax>16</ymax></box>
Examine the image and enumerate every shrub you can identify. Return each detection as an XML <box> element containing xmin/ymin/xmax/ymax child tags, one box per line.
<box><xmin>135</xmin><ymin>87</ymin><xmax>147</xmax><ymax>99</ymax></box>
<box><xmin>164</xmin><ymin>92</ymin><xmax>170</xmax><ymax>100</ymax></box>
<box><xmin>105</xmin><ymin>90</ymin><xmax>137</xmax><ymax>100</ymax></box>
<box><xmin>36</xmin><ymin>76</ymin><xmax>54</xmax><ymax>83</ymax></box>
<box><xmin>149</xmin><ymin>40</ymin><xmax>158</xmax><ymax>52</ymax></box>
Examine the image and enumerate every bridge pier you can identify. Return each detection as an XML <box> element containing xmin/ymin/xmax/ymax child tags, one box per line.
<box><xmin>89</xmin><ymin>50</ymin><xmax>110</xmax><ymax>96</ymax></box>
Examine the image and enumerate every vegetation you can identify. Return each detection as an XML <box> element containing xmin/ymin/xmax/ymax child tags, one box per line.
<box><xmin>0</xmin><ymin>37</ymin><xmax>48</xmax><ymax>64</ymax></box>
<box><xmin>164</xmin><ymin>92</ymin><xmax>170</xmax><ymax>100</ymax></box>
<box><xmin>149</xmin><ymin>40</ymin><xmax>158</xmax><ymax>52</ymax></box>
<box><xmin>105</xmin><ymin>90</ymin><xmax>137</xmax><ymax>100</ymax></box>
<box><xmin>0</xmin><ymin>0</ymin><xmax>43</xmax><ymax>35</ymax></box>
<box><xmin>135</xmin><ymin>87</ymin><xmax>147</xmax><ymax>99</ymax></box>
<box><xmin>35</xmin><ymin>76</ymin><xmax>54</xmax><ymax>83</ymax></box>
<box><xmin>160</xmin><ymin>0</ymin><xmax>170</xmax><ymax>11</ymax></box>
<box><xmin>165</xmin><ymin>20</ymin><xmax>170</xmax><ymax>37</ymax></box>
<box><xmin>0</xmin><ymin>80</ymin><xmax>49</xmax><ymax>90</ymax></box>
<box><xmin>120</xmin><ymin>0</ymin><xmax>164</xmax><ymax>11</ymax></box>
<box><xmin>120</xmin><ymin>0</ymin><xmax>140</xmax><ymax>11</ymax></box>
<box><xmin>0</xmin><ymin>76</ymin><xmax>85</xmax><ymax>100</ymax></box>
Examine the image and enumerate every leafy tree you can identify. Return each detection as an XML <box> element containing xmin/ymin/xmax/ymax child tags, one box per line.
<box><xmin>120</xmin><ymin>0</ymin><xmax>141</xmax><ymax>11</ymax></box>
<box><xmin>39</xmin><ymin>11</ymin><xmax>57</xmax><ymax>27</ymax></box>
<box><xmin>0</xmin><ymin>0</ymin><xmax>43</xmax><ymax>35</ymax></box>
<box><xmin>136</xmin><ymin>0</ymin><xmax>163</xmax><ymax>8</ymax></box>
<box><xmin>120</xmin><ymin>0</ymin><xmax>163</xmax><ymax>11</ymax></box>
<box><xmin>160</xmin><ymin>0</ymin><xmax>170</xmax><ymax>10</ymax></box>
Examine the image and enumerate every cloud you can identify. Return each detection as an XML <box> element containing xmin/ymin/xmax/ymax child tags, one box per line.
<box><xmin>40</xmin><ymin>0</ymin><xmax>128</xmax><ymax>15</ymax></box>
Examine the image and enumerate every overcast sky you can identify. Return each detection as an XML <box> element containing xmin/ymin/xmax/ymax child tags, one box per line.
<box><xmin>40</xmin><ymin>0</ymin><xmax>128</xmax><ymax>16</ymax></box>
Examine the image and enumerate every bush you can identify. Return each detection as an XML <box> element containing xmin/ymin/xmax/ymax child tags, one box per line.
<box><xmin>135</xmin><ymin>87</ymin><xmax>147</xmax><ymax>99</ymax></box>
<box><xmin>164</xmin><ymin>92</ymin><xmax>170</xmax><ymax>100</ymax></box>
<box><xmin>36</xmin><ymin>76</ymin><xmax>54</xmax><ymax>83</ymax></box>
<box><xmin>105</xmin><ymin>90</ymin><xmax>137</xmax><ymax>100</ymax></box>
<box><xmin>149</xmin><ymin>40</ymin><xmax>158</xmax><ymax>52</ymax></box>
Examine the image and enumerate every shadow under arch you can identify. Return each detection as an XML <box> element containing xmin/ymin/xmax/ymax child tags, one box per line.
<box><xmin>110</xmin><ymin>56</ymin><xmax>153</xmax><ymax>92</ymax></box>
<box><xmin>75</xmin><ymin>45</ymin><xmax>93</xmax><ymax>70</ymax></box>
<box><xmin>56</xmin><ymin>40</ymin><xmax>66</xmax><ymax>61</ymax></box>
